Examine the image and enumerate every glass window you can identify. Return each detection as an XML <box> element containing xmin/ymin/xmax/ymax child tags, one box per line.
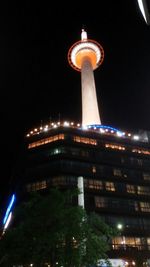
<box><xmin>140</xmin><ymin>202</ymin><xmax>150</xmax><ymax>212</ymax></box>
<box><xmin>92</xmin><ymin>166</ymin><xmax>96</xmax><ymax>173</ymax></box>
<box><xmin>126</xmin><ymin>184</ymin><xmax>136</xmax><ymax>194</ymax></box>
<box><xmin>95</xmin><ymin>196</ymin><xmax>106</xmax><ymax>208</ymax></box>
<box><xmin>137</xmin><ymin>186</ymin><xmax>150</xmax><ymax>195</ymax></box>
<box><xmin>113</xmin><ymin>168</ymin><xmax>122</xmax><ymax>177</ymax></box>
<box><xmin>105</xmin><ymin>182</ymin><xmax>115</xmax><ymax>191</ymax></box>
<box><xmin>105</xmin><ymin>143</ymin><xmax>125</xmax><ymax>151</ymax></box>
<box><xmin>73</xmin><ymin>136</ymin><xmax>97</xmax><ymax>145</ymax></box>
<box><xmin>28</xmin><ymin>134</ymin><xmax>65</xmax><ymax>149</ymax></box>
<box><xmin>143</xmin><ymin>172</ymin><xmax>150</xmax><ymax>181</ymax></box>
<box><xmin>84</xmin><ymin>179</ymin><xmax>103</xmax><ymax>190</ymax></box>
<box><xmin>26</xmin><ymin>180</ymin><xmax>47</xmax><ymax>192</ymax></box>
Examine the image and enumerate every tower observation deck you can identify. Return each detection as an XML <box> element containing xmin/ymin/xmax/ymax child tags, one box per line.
<box><xmin>68</xmin><ymin>29</ymin><xmax>104</xmax><ymax>126</ymax></box>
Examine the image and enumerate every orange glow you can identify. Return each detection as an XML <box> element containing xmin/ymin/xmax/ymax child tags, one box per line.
<box><xmin>68</xmin><ymin>39</ymin><xmax>104</xmax><ymax>72</ymax></box>
<box><xmin>75</xmin><ymin>50</ymin><xmax>97</xmax><ymax>69</ymax></box>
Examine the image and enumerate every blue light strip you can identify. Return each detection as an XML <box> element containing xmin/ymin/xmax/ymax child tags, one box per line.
<box><xmin>87</xmin><ymin>124</ymin><xmax>124</xmax><ymax>135</ymax></box>
<box><xmin>3</xmin><ymin>194</ymin><xmax>16</xmax><ymax>225</ymax></box>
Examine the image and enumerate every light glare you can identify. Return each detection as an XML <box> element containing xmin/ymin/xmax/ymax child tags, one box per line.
<box><xmin>4</xmin><ymin>212</ymin><xmax>12</xmax><ymax>230</ymax></box>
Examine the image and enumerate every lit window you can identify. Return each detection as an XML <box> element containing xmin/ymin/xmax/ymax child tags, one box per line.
<box><xmin>105</xmin><ymin>143</ymin><xmax>125</xmax><ymax>151</ymax></box>
<box><xmin>95</xmin><ymin>196</ymin><xmax>106</xmax><ymax>208</ymax></box>
<box><xmin>132</xmin><ymin>148</ymin><xmax>150</xmax><ymax>155</ymax></box>
<box><xmin>126</xmin><ymin>184</ymin><xmax>135</xmax><ymax>194</ymax></box>
<box><xmin>105</xmin><ymin>182</ymin><xmax>115</xmax><ymax>191</ymax></box>
<box><xmin>92</xmin><ymin>166</ymin><xmax>96</xmax><ymax>173</ymax></box>
<box><xmin>140</xmin><ymin>202</ymin><xmax>150</xmax><ymax>212</ymax></box>
<box><xmin>84</xmin><ymin>179</ymin><xmax>103</xmax><ymax>190</ymax></box>
<box><xmin>28</xmin><ymin>134</ymin><xmax>64</xmax><ymax>149</ymax></box>
<box><xmin>26</xmin><ymin>180</ymin><xmax>47</xmax><ymax>192</ymax></box>
<box><xmin>137</xmin><ymin>186</ymin><xmax>150</xmax><ymax>195</ymax></box>
<box><xmin>143</xmin><ymin>173</ymin><xmax>150</xmax><ymax>181</ymax></box>
<box><xmin>113</xmin><ymin>169</ymin><xmax>122</xmax><ymax>177</ymax></box>
<box><xmin>73</xmin><ymin>136</ymin><xmax>97</xmax><ymax>145</ymax></box>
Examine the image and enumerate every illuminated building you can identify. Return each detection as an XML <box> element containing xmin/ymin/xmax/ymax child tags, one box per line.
<box><xmin>23</xmin><ymin>122</ymin><xmax>150</xmax><ymax>266</ymax></box>
<box><xmin>68</xmin><ymin>29</ymin><xmax>104</xmax><ymax>126</ymax></box>
<box><xmin>3</xmin><ymin>30</ymin><xmax>150</xmax><ymax>266</ymax></box>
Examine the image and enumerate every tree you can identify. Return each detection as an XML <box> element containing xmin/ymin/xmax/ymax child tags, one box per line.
<box><xmin>0</xmin><ymin>188</ymin><xmax>116</xmax><ymax>267</ymax></box>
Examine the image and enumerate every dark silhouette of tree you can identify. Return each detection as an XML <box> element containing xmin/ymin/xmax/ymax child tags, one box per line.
<box><xmin>0</xmin><ymin>188</ymin><xmax>116</xmax><ymax>267</ymax></box>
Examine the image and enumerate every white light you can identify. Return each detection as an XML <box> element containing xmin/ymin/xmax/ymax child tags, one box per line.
<box><xmin>117</xmin><ymin>223</ymin><xmax>123</xmax><ymax>230</ymax></box>
<box><xmin>137</xmin><ymin>0</ymin><xmax>148</xmax><ymax>24</ymax></box>
<box><xmin>71</xmin><ymin>42</ymin><xmax>101</xmax><ymax>69</ymax></box>
<box><xmin>64</xmin><ymin>121</ymin><xmax>69</xmax><ymax>127</ymax></box>
<box><xmin>4</xmin><ymin>212</ymin><xmax>12</xmax><ymax>230</ymax></box>
<box><xmin>116</xmin><ymin>131</ymin><xmax>123</xmax><ymax>137</ymax></box>
<box><xmin>82</xmin><ymin>125</ymin><xmax>88</xmax><ymax>130</ymax></box>
<box><xmin>81</xmin><ymin>29</ymin><xmax>87</xmax><ymax>40</ymax></box>
<box><xmin>133</xmin><ymin>135</ymin><xmax>139</xmax><ymax>140</ymax></box>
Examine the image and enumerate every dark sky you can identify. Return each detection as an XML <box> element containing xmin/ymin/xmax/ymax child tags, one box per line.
<box><xmin>0</xmin><ymin>1</ymin><xmax>150</xmax><ymax>200</ymax></box>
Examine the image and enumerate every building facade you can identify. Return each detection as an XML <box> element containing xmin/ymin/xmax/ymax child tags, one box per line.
<box><xmin>21</xmin><ymin>121</ymin><xmax>150</xmax><ymax>266</ymax></box>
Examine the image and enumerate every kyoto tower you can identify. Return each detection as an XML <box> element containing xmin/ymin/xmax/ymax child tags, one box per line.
<box><xmin>68</xmin><ymin>29</ymin><xmax>104</xmax><ymax>126</ymax></box>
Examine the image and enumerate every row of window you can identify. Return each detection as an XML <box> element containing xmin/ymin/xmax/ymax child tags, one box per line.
<box><xmin>27</xmin><ymin>155</ymin><xmax>150</xmax><ymax>183</ymax></box>
<box><xmin>95</xmin><ymin>196</ymin><xmax>150</xmax><ymax>212</ymax></box>
<box><xmin>110</xmin><ymin>168</ymin><xmax>150</xmax><ymax>181</ymax></box>
<box><xmin>28</xmin><ymin>133</ymin><xmax>150</xmax><ymax>156</ymax></box>
<box><xmin>112</xmin><ymin>236</ymin><xmax>150</xmax><ymax>250</ymax></box>
<box><xmin>85</xmin><ymin>179</ymin><xmax>150</xmax><ymax>195</ymax></box>
<box><xmin>101</xmin><ymin>215</ymin><xmax>150</xmax><ymax>230</ymax></box>
<box><xmin>26</xmin><ymin>177</ymin><xmax>150</xmax><ymax>196</ymax></box>
<box><xmin>28</xmin><ymin>134</ymin><xmax>64</xmax><ymax>149</ymax></box>
<box><xmin>26</xmin><ymin>177</ymin><xmax>150</xmax><ymax>213</ymax></box>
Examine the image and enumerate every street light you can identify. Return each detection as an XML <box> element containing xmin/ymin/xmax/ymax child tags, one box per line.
<box><xmin>117</xmin><ymin>223</ymin><xmax>123</xmax><ymax>230</ymax></box>
<box><xmin>117</xmin><ymin>223</ymin><xmax>126</xmax><ymax>249</ymax></box>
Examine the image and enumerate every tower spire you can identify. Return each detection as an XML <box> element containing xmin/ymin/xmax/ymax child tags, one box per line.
<box><xmin>68</xmin><ymin>30</ymin><xmax>104</xmax><ymax>126</ymax></box>
<box><xmin>81</xmin><ymin>28</ymin><xmax>87</xmax><ymax>40</ymax></box>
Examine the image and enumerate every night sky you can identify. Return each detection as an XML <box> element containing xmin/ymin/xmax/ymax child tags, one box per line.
<box><xmin>0</xmin><ymin>1</ymin><xmax>150</xmax><ymax>201</ymax></box>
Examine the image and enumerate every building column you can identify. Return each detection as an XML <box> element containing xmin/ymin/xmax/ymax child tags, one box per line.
<box><xmin>77</xmin><ymin>176</ymin><xmax>84</xmax><ymax>208</ymax></box>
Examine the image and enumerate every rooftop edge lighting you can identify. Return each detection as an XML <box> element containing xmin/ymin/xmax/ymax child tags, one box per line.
<box><xmin>87</xmin><ymin>124</ymin><xmax>124</xmax><ymax>136</ymax></box>
<box><xmin>25</xmin><ymin>121</ymin><xmax>150</xmax><ymax>144</ymax></box>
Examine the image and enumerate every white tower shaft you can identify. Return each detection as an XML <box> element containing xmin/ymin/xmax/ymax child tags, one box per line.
<box><xmin>81</xmin><ymin>57</ymin><xmax>101</xmax><ymax>126</ymax></box>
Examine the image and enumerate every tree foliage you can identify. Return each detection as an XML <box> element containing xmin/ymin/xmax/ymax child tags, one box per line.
<box><xmin>0</xmin><ymin>188</ymin><xmax>116</xmax><ymax>267</ymax></box>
